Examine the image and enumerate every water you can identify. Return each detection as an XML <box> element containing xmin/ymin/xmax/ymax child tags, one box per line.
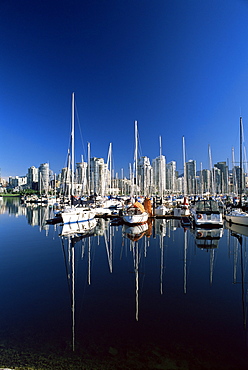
<box><xmin>1</xmin><ymin>197</ymin><xmax>248</xmax><ymax>369</ymax></box>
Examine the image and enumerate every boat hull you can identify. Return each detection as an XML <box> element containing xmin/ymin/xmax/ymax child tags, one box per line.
<box><xmin>60</xmin><ymin>208</ymin><xmax>95</xmax><ymax>224</ymax></box>
<box><xmin>190</xmin><ymin>200</ymin><xmax>223</xmax><ymax>228</ymax></box>
<box><xmin>122</xmin><ymin>212</ymin><xmax>148</xmax><ymax>225</ymax></box>
<box><xmin>60</xmin><ymin>218</ymin><xmax>97</xmax><ymax>236</ymax></box>
<box><xmin>225</xmin><ymin>212</ymin><xmax>248</xmax><ymax>226</ymax></box>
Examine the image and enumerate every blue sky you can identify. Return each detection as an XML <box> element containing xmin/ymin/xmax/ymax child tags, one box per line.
<box><xmin>1</xmin><ymin>0</ymin><xmax>248</xmax><ymax>179</ymax></box>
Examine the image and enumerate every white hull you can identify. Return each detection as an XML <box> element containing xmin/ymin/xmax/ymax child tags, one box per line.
<box><xmin>225</xmin><ymin>210</ymin><xmax>248</xmax><ymax>226</ymax></box>
<box><xmin>226</xmin><ymin>221</ymin><xmax>248</xmax><ymax>237</ymax></box>
<box><xmin>122</xmin><ymin>212</ymin><xmax>148</xmax><ymax>225</ymax></box>
<box><xmin>191</xmin><ymin>212</ymin><xmax>223</xmax><ymax>227</ymax></box>
<box><xmin>60</xmin><ymin>218</ymin><xmax>97</xmax><ymax>236</ymax></box>
<box><xmin>190</xmin><ymin>200</ymin><xmax>223</xmax><ymax>228</ymax></box>
<box><xmin>60</xmin><ymin>207</ymin><xmax>95</xmax><ymax>224</ymax></box>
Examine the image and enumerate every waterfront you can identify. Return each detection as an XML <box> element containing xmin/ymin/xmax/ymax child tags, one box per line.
<box><xmin>1</xmin><ymin>197</ymin><xmax>248</xmax><ymax>369</ymax></box>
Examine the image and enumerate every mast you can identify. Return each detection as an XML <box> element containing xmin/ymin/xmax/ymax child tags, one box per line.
<box><xmin>134</xmin><ymin>120</ymin><xmax>138</xmax><ymax>196</ymax></box>
<box><xmin>239</xmin><ymin>116</ymin><xmax>243</xmax><ymax>208</ymax></box>
<box><xmin>183</xmin><ymin>136</ymin><xmax>187</xmax><ymax>196</ymax></box>
<box><xmin>232</xmin><ymin>147</ymin><xmax>237</xmax><ymax>195</ymax></box>
<box><xmin>71</xmin><ymin>92</ymin><xmax>75</xmax><ymax>198</ymax></box>
<box><xmin>87</xmin><ymin>142</ymin><xmax>91</xmax><ymax>196</ymax></box>
<box><xmin>208</xmin><ymin>144</ymin><xmax>215</xmax><ymax>197</ymax></box>
<box><xmin>106</xmin><ymin>143</ymin><xmax>112</xmax><ymax>195</ymax></box>
<box><xmin>159</xmin><ymin>136</ymin><xmax>163</xmax><ymax>199</ymax></box>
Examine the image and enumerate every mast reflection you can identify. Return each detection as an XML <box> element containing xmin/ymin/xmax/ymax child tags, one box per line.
<box><xmin>59</xmin><ymin>219</ymin><xmax>97</xmax><ymax>351</ymax></box>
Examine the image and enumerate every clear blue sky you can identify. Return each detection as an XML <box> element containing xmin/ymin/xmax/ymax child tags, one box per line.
<box><xmin>1</xmin><ymin>0</ymin><xmax>248</xmax><ymax>179</ymax></box>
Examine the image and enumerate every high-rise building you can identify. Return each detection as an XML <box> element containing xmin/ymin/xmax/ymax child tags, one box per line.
<box><xmin>138</xmin><ymin>156</ymin><xmax>153</xmax><ymax>195</ymax></box>
<box><xmin>214</xmin><ymin>162</ymin><xmax>229</xmax><ymax>194</ymax></box>
<box><xmin>38</xmin><ymin>163</ymin><xmax>49</xmax><ymax>193</ymax></box>
<box><xmin>88</xmin><ymin>157</ymin><xmax>107</xmax><ymax>196</ymax></box>
<box><xmin>76</xmin><ymin>162</ymin><xmax>88</xmax><ymax>194</ymax></box>
<box><xmin>201</xmin><ymin>169</ymin><xmax>211</xmax><ymax>194</ymax></box>
<box><xmin>186</xmin><ymin>160</ymin><xmax>196</xmax><ymax>195</ymax></box>
<box><xmin>152</xmin><ymin>155</ymin><xmax>166</xmax><ymax>196</ymax></box>
<box><xmin>166</xmin><ymin>161</ymin><xmax>176</xmax><ymax>193</ymax></box>
<box><xmin>27</xmin><ymin>166</ymin><xmax>38</xmax><ymax>189</ymax></box>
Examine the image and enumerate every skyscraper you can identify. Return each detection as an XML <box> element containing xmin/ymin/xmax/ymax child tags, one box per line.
<box><xmin>38</xmin><ymin>163</ymin><xmax>49</xmax><ymax>193</ymax></box>
<box><xmin>186</xmin><ymin>160</ymin><xmax>196</xmax><ymax>195</ymax></box>
<box><xmin>152</xmin><ymin>155</ymin><xmax>166</xmax><ymax>196</ymax></box>
<box><xmin>166</xmin><ymin>161</ymin><xmax>176</xmax><ymax>193</ymax></box>
<box><xmin>27</xmin><ymin>166</ymin><xmax>38</xmax><ymax>189</ymax></box>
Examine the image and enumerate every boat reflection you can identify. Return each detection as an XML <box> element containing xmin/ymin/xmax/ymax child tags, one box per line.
<box><xmin>192</xmin><ymin>227</ymin><xmax>224</xmax><ymax>286</ymax></box>
<box><xmin>225</xmin><ymin>221</ymin><xmax>248</xmax><ymax>237</ymax></box>
<box><xmin>60</xmin><ymin>218</ymin><xmax>97</xmax><ymax>237</ymax></box>
<box><xmin>122</xmin><ymin>222</ymin><xmax>149</xmax><ymax>241</ymax></box>
<box><xmin>59</xmin><ymin>220</ymin><xmax>96</xmax><ymax>351</ymax></box>
<box><xmin>122</xmin><ymin>221</ymin><xmax>152</xmax><ymax>321</ymax></box>
<box><xmin>193</xmin><ymin>227</ymin><xmax>223</xmax><ymax>249</ymax></box>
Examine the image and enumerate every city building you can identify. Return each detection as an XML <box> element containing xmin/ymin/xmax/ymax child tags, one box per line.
<box><xmin>38</xmin><ymin>163</ymin><xmax>50</xmax><ymax>194</ymax></box>
<box><xmin>89</xmin><ymin>157</ymin><xmax>108</xmax><ymax>196</ymax></box>
<box><xmin>166</xmin><ymin>161</ymin><xmax>177</xmax><ymax>193</ymax></box>
<box><xmin>214</xmin><ymin>161</ymin><xmax>229</xmax><ymax>194</ymax></box>
<box><xmin>8</xmin><ymin>176</ymin><xmax>27</xmax><ymax>191</ymax></box>
<box><xmin>186</xmin><ymin>160</ymin><xmax>196</xmax><ymax>195</ymax></box>
<box><xmin>138</xmin><ymin>156</ymin><xmax>153</xmax><ymax>196</ymax></box>
<box><xmin>27</xmin><ymin>166</ymin><xmax>38</xmax><ymax>190</ymax></box>
<box><xmin>152</xmin><ymin>155</ymin><xmax>166</xmax><ymax>196</ymax></box>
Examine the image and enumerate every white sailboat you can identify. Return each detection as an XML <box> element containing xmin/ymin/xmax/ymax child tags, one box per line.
<box><xmin>122</xmin><ymin>121</ymin><xmax>149</xmax><ymax>225</ymax></box>
<box><xmin>225</xmin><ymin>117</ymin><xmax>248</xmax><ymax>226</ymax></box>
<box><xmin>57</xmin><ymin>93</ymin><xmax>95</xmax><ymax>225</ymax></box>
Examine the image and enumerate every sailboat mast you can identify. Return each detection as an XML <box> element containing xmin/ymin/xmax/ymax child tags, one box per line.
<box><xmin>159</xmin><ymin>136</ymin><xmax>162</xmax><ymax>198</ymax></box>
<box><xmin>208</xmin><ymin>144</ymin><xmax>215</xmax><ymax>197</ymax></box>
<box><xmin>71</xmin><ymin>92</ymin><xmax>75</xmax><ymax>198</ymax></box>
<box><xmin>240</xmin><ymin>116</ymin><xmax>243</xmax><ymax>207</ymax></box>
<box><xmin>109</xmin><ymin>142</ymin><xmax>112</xmax><ymax>194</ymax></box>
<box><xmin>134</xmin><ymin>120</ymin><xmax>138</xmax><ymax>196</ymax></box>
<box><xmin>182</xmin><ymin>136</ymin><xmax>187</xmax><ymax>196</ymax></box>
<box><xmin>87</xmin><ymin>142</ymin><xmax>91</xmax><ymax>196</ymax></box>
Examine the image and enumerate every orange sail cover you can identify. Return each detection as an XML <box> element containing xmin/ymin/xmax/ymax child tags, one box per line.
<box><xmin>133</xmin><ymin>201</ymin><xmax>146</xmax><ymax>213</ymax></box>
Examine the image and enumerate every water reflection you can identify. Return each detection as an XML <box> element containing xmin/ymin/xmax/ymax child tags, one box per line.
<box><xmin>1</xmin><ymin>197</ymin><xmax>248</xmax><ymax>368</ymax></box>
<box><xmin>226</xmin><ymin>222</ymin><xmax>248</xmax><ymax>339</ymax></box>
<box><xmin>193</xmin><ymin>227</ymin><xmax>224</xmax><ymax>249</ymax></box>
<box><xmin>0</xmin><ymin>197</ymin><xmax>54</xmax><ymax>233</ymax></box>
<box><xmin>59</xmin><ymin>221</ymin><xmax>96</xmax><ymax>351</ymax></box>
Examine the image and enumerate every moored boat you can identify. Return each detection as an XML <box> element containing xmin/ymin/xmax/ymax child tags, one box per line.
<box><xmin>122</xmin><ymin>199</ymin><xmax>149</xmax><ymax>225</ymax></box>
<box><xmin>190</xmin><ymin>199</ymin><xmax>223</xmax><ymax>228</ymax></box>
<box><xmin>225</xmin><ymin>209</ymin><xmax>248</xmax><ymax>226</ymax></box>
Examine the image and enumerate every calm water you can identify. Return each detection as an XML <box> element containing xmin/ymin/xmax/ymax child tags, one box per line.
<box><xmin>1</xmin><ymin>197</ymin><xmax>248</xmax><ymax>369</ymax></box>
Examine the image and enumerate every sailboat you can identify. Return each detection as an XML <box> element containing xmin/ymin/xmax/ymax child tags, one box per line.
<box><xmin>225</xmin><ymin>117</ymin><xmax>248</xmax><ymax>226</ymax></box>
<box><xmin>56</xmin><ymin>93</ymin><xmax>95</xmax><ymax>225</ymax></box>
<box><xmin>122</xmin><ymin>121</ymin><xmax>149</xmax><ymax>225</ymax></box>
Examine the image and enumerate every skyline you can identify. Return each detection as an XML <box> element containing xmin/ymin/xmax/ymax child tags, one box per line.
<box><xmin>1</xmin><ymin>1</ymin><xmax>248</xmax><ymax>179</ymax></box>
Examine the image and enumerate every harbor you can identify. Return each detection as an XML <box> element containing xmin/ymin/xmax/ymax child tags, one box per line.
<box><xmin>2</xmin><ymin>1</ymin><xmax>248</xmax><ymax>369</ymax></box>
<box><xmin>1</xmin><ymin>196</ymin><xmax>248</xmax><ymax>369</ymax></box>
